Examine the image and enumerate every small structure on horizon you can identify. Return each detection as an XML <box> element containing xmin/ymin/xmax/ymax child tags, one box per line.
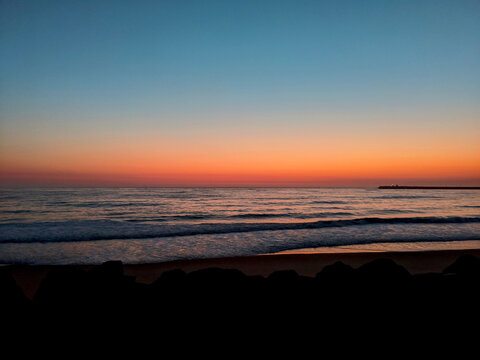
<box><xmin>379</xmin><ymin>185</ymin><xmax>480</xmax><ymax>190</ymax></box>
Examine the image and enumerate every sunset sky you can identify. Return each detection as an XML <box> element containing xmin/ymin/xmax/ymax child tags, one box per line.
<box><xmin>1</xmin><ymin>0</ymin><xmax>479</xmax><ymax>186</ymax></box>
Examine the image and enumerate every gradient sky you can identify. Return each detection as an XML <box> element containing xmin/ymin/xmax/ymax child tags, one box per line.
<box><xmin>1</xmin><ymin>0</ymin><xmax>479</xmax><ymax>186</ymax></box>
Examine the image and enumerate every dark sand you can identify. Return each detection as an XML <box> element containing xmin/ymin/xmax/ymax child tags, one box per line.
<box><xmin>7</xmin><ymin>246</ymin><xmax>480</xmax><ymax>300</ymax></box>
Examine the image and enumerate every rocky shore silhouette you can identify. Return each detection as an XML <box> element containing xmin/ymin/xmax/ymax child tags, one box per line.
<box><xmin>2</xmin><ymin>254</ymin><xmax>480</xmax><ymax>329</ymax></box>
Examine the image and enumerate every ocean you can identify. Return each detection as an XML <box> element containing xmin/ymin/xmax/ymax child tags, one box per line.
<box><xmin>1</xmin><ymin>187</ymin><xmax>479</xmax><ymax>265</ymax></box>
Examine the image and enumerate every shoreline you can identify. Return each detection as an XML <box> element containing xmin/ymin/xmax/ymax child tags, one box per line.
<box><xmin>6</xmin><ymin>242</ymin><xmax>480</xmax><ymax>300</ymax></box>
<box><xmin>4</xmin><ymin>246</ymin><xmax>480</xmax><ymax>333</ymax></box>
<box><xmin>122</xmin><ymin>247</ymin><xmax>480</xmax><ymax>283</ymax></box>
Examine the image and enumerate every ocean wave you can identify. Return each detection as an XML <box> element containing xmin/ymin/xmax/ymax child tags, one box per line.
<box><xmin>121</xmin><ymin>211</ymin><xmax>355</xmax><ymax>222</ymax></box>
<box><xmin>369</xmin><ymin>209</ymin><xmax>420</xmax><ymax>214</ymax></box>
<box><xmin>308</xmin><ymin>200</ymin><xmax>349</xmax><ymax>204</ymax></box>
<box><xmin>52</xmin><ymin>201</ymin><xmax>164</xmax><ymax>208</ymax></box>
<box><xmin>0</xmin><ymin>209</ymin><xmax>36</xmax><ymax>214</ymax></box>
<box><xmin>373</xmin><ymin>195</ymin><xmax>440</xmax><ymax>200</ymax></box>
<box><xmin>228</xmin><ymin>211</ymin><xmax>354</xmax><ymax>219</ymax></box>
<box><xmin>1</xmin><ymin>215</ymin><xmax>480</xmax><ymax>244</ymax></box>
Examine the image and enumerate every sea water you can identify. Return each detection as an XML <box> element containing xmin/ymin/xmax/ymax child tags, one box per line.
<box><xmin>1</xmin><ymin>187</ymin><xmax>479</xmax><ymax>264</ymax></box>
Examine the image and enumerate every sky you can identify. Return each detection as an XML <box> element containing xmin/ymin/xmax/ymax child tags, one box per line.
<box><xmin>1</xmin><ymin>0</ymin><xmax>479</xmax><ymax>186</ymax></box>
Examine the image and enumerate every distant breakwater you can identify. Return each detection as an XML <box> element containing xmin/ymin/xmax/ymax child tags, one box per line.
<box><xmin>379</xmin><ymin>186</ymin><xmax>480</xmax><ymax>190</ymax></box>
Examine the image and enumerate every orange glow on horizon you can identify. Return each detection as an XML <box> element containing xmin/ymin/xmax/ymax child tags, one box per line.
<box><xmin>2</xmin><ymin>153</ymin><xmax>479</xmax><ymax>187</ymax></box>
<box><xmin>1</xmin><ymin>112</ymin><xmax>479</xmax><ymax>187</ymax></box>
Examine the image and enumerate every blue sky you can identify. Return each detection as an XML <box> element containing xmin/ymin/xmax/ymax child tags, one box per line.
<box><xmin>2</xmin><ymin>0</ymin><xmax>479</xmax><ymax>118</ymax></box>
<box><xmin>1</xmin><ymin>0</ymin><xmax>479</xmax><ymax>185</ymax></box>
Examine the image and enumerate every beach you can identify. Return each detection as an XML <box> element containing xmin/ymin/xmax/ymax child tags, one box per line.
<box><xmin>125</xmin><ymin>242</ymin><xmax>480</xmax><ymax>281</ymax></box>
<box><xmin>2</xmin><ymin>240</ymin><xmax>480</xmax><ymax>347</ymax></box>
<box><xmin>5</xmin><ymin>241</ymin><xmax>480</xmax><ymax>300</ymax></box>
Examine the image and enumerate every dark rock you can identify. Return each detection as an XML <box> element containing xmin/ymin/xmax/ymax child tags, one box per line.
<box><xmin>17</xmin><ymin>255</ymin><xmax>480</xmax><ymax>327</ymax></box>
<box><xmin>149</xmin><ymin>269</ymin><xmax>188</xmax><ymax>308</ymax></box>
<box><xmin>316</xmin><ymin>261</ymin><xmax>355</xmax><ymax>281</ymax></box>
<box><xmin>266</xmin><ymin>270</ymin><xmax>314</xmax><ymax>308</ymax></box>
<box><xmin>158</xmin><ymin>269</ymin><xmax>187</xmax><ymax>283</ymax></box>
<box><xmin>34</xmin><ymin>261</ymin><xmax>134</xmax><ymax>317</ymax></box>
<box><xmin>356</xmin><ymin>258</ymin><xmax>411</xmax><ymax>281</ymax></box>
<box><xmin>89</xmin><ymin>260</ymin><xmax>124</xmax><ymax>281</ymax></box>
<box><xmin>186</xmin><ymin>267</ymin><xmax>247</xmax><ymax>284</ymax></box>
<box><xmin>33</xmin><ymin>266</ymin><xmax>89</xmax><ymax>307</ymax></box>
<box><xmin>87</xmin><ymin>261</ymin><xmax>129</xmax><ymax>294</ymax></box>
<box><xmin>442</xmin><ymin>255</ymin><xmax>480</xmax><ymax>277</ymax></box>
<box><xmin>267</xmin><ymin>269</ymin><xmax>300</xmax><ymax>282</ymax></box>
<box><xmin>0</xmin><ymin>267</ymin><xmax>30</xmax><ymax>310</ymax></box>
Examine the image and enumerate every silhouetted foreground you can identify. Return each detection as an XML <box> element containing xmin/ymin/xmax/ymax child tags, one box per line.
<box><xmin>2</xmin><ymin>254</ymin><xmax>480</xmax><ymax>331</ymax></box>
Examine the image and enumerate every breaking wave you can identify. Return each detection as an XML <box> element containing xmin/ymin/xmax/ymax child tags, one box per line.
<box><xmin>2</xmin><ymin>215</ymin><xmax>480</xmax><ymax>244</ymax></box>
